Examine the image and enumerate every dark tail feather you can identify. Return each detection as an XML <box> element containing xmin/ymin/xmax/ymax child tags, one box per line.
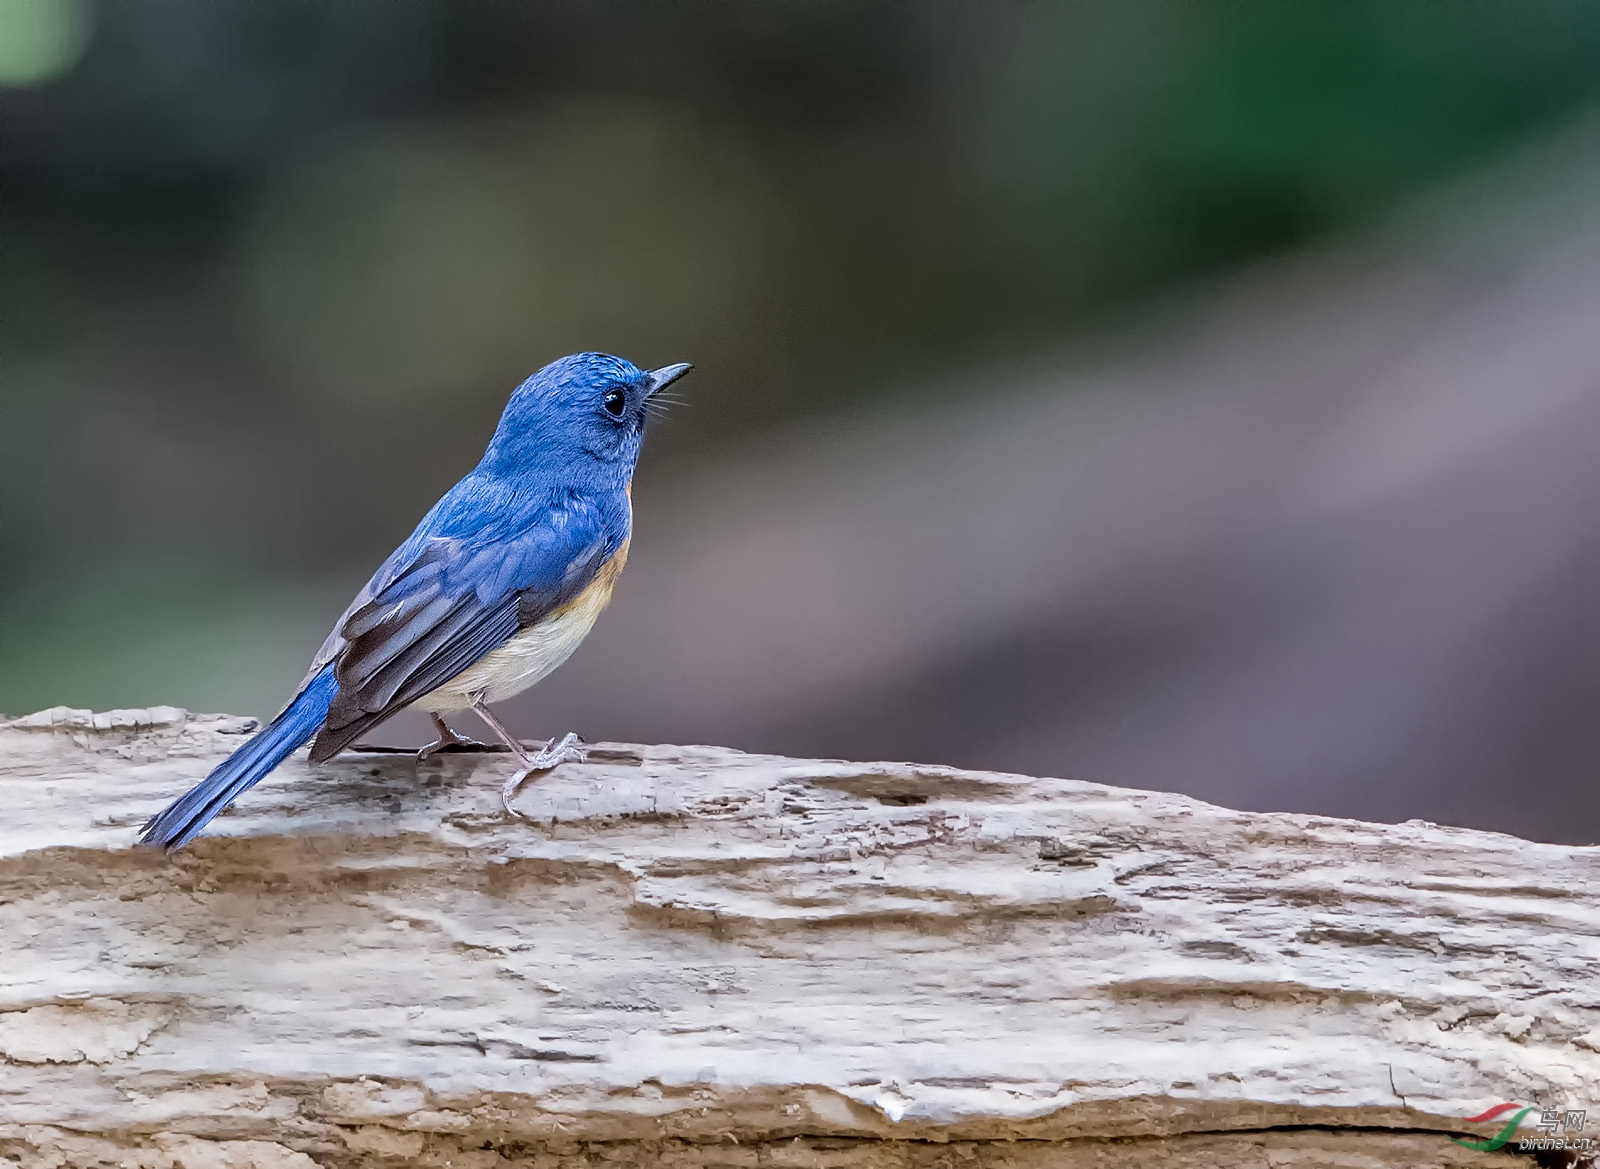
<box><xmin>139</xmin><ymin>665</ymin><xmax>339</xmax><ymax>851</ymax></box>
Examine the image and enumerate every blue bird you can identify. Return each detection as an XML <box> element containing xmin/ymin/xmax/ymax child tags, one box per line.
<box><xmin>140</xmin><ymin>352</ymin><xmax>691</xmax><ymax>850</ymax></box>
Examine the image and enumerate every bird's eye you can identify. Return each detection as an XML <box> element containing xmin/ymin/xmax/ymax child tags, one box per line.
<box><xmin>603</xmin><ymin>389</ymin><xmax>627</xmax><ymax>418</ymax></box>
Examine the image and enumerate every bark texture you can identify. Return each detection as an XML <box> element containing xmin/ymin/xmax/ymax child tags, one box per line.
<box><xmin>0</xmin><ymin>706</ymin><xmax>1595</xmax><ymax>1167</ymax></box>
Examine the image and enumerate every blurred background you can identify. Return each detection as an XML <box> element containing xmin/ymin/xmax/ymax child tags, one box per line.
<box><xmin>6</xmin><ymin>1</ymin><xmax>1600</xmax><ymax>843</ymax></box>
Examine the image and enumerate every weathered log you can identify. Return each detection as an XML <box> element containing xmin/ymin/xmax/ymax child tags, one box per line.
<box><xmin>0</xmin><ymin>706</ymin><xmax>1594</xmax><ymax>1167</ymax></box>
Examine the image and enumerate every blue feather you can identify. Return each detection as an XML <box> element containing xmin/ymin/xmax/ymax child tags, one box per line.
<box><xmin>138</xmin><ymin>665</ymin><xmax>339</xmax><ymax>850</ymax></box>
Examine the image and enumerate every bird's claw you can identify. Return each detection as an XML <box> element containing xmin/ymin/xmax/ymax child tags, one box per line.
<box><xmin>418</xmin><ymin>715</ymin><xmax>488</xmax><ymax>760</ymax></box>
<box><xmin>500</xmin><ymin>732</ymin><xmax>588</xmax><ymax>817</ymax></box>
<box><xmin>417</xmin><ymin>732</ymin><xmax>488</xmax><ymax>760</ymax></box>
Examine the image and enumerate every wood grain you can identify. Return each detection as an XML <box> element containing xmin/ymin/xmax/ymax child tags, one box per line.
<box><xmin>0</xmin><ymin>706</ymin><xmax>1594</xmax><ymax>1166</ymax></box>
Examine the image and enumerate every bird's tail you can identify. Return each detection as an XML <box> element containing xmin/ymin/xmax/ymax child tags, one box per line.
<box><xmin>139</xmin><ymin>665</ymin><xmax>339</xmax><ymax>851</ymax></box>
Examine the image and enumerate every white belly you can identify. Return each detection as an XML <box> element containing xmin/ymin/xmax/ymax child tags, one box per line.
<box><xmin>412</xmin><ymin>579</ymin><xmax>612</xmax><ymax>713</ymax></box>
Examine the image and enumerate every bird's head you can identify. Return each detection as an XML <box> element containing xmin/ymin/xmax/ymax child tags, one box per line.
<box><xmin>483</xmin><ymin>352</ymin><xmax>691</xmax><ymax>484</ymax></box>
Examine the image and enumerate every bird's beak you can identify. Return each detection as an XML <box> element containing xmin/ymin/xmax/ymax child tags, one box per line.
<box><xmin>645</xmin><ymin>362</ymin><xmax>693</xmax><ymax>397</ymax></box>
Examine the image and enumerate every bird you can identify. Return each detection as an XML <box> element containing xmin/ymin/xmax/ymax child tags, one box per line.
<box><xmin>139</xmin><ymin>352</ymin><xmax>691</xmax><ymax>850</ymax></box>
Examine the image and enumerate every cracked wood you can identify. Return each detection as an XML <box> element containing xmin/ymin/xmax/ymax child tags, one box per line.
<box><xmin>0</xmin><ymin>706</ymin><xmax>1595</xmax><ymax>1168</ymax></box>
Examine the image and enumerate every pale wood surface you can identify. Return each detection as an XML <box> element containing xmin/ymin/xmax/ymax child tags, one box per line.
<box><xmin>0</xmin><ymin>707</ymin><xmax>1593</xmax><ymax>1166</ymax></box>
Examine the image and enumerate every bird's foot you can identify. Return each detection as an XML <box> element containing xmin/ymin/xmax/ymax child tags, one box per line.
<box><xmin>500</xmin><ymin>732</ymin><xmax>588</xmax><ymax>818</ymax></box>
<box><xmin>417</xmin><ymin>715</ymin><xmax>487</xmax><ymax>760</ymax></box>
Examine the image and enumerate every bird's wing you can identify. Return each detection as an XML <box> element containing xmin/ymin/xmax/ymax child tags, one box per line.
<box><xmin>306</xmin><ymin>495</ymin><xmax>616</xmax><ymax>761</ymax></box>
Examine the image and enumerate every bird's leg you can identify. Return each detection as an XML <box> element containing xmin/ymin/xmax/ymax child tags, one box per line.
<box><xmin>465</xmin><ymin>695</ymin><xmax>587</xmax><ymax>816</ymax></box>
<box><xmin>501</xmin><ymin>733</ymin><xmax>588</xmax><ymax>815</ymax></box>
<box><xmin>416</xmin><ymin>713</ymin><xmax>487</xmax><ymax>760</ymax></box>
<box><xmin>467</xmin><ymin>695</ymin><xmax>534</xmax><ymax>768</ymax></box>
<box><xmin>465</xmin><ymin>695</ymin><xmax>588</xmax><ymax>817</ymax></box>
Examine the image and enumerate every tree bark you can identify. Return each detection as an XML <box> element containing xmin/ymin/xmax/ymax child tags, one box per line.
<box><xmin>0</xmin><ymin>706</ymin><xmax>1594</xmax><ymax>1167</ymax></box>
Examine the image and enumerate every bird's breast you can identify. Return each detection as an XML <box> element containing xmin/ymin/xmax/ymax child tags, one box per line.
<box><xmin>414</xmin><ymin>540</ymin><xmax>629</xmax><ymax>712</ymax></box>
